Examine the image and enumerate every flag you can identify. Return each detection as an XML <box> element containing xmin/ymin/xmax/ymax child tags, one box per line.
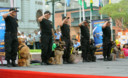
<box><xmin>78</xmin><ymin>0</ymin><xmax>87</xmax><ymax>9</ymax></box>
<box><xmin>109</xmin><ymin>0</ymin><xmax>111</xmax><ymax>4</ymax></box>
<box><xmin>66</xmin><ymin>0</ymin><xmax>70</xmax><ymax>7</ymax></box>
<box><xmin>99</xmin><ymin>0</ymin><xmax>103</xmax><ymax>10</ymax></box>
<box><xmin>90</xmin><ymin>0</ymin><xmax>93</xmax><ymax>12</ymax></box>
<box><xmin>99</xmin><ymin>0</ymin><xmax>103</xmax><ymax>7</ymax></box>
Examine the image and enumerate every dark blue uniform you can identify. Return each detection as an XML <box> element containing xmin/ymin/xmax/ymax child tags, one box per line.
<box><xmin>40</xmin><ymin>18</ymin><xmax>53</xmax><ymax>64</ymax></box>
<box><xmin>61</xmin><ymin>24</ymin><xmax>70</xmax><ymax>63</ymax></box>
<box><xmin>4</xmin><ymin>16</ymin><xmax>18</xmax><ymax>61</ymax></box>
<box><xmin>102</xmin><ymin>26</ymin><xmax>111</xmax><ymax>60</ymax></box>
<box><xmin>80</xmin><ymin>25</ymin><xmax>90</xmax><ymax>62</ymax></box>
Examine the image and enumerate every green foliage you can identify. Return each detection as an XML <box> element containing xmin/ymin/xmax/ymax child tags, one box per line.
<box><xmin>30</xmin><ymin>49</ymin><xmax>41</xmax><ymax>53</ymax></box>
<box><xmin>100</xmin><ymin>0</ymin><xmax>128</xmax><ymax>27</ymax></box>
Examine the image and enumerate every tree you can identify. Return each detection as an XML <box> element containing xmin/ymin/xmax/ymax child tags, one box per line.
<box><xmin>100</xmin><ymin>0</ymin><xmax>128</xmax><ymax>28</ymax></box>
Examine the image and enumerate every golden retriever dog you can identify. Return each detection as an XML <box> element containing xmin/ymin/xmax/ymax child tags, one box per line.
<box><xmin>18</xmin><ymin>38</ymin><xmax>31</xmax><ymax>66</ymax></box>
<box><xmin>49</xmin><ymin>41</ymin><xmax>65</xmax><ymax>65</ymax></box>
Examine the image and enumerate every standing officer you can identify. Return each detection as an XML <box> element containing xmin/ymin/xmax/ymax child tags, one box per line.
<box><xmin>3</xmin><ymin>8</ymin><xmax>19</xmax><ymax>67</ymax></box>
<box><xmin>60</xmin><ymin>17</ymin><xmax>70</xmax><ymax>63</ymax></box>
<box><xmin>102</xmin><ymin>21</ymin><xmax>111</xmax><ymax>61</ymax></box>
<box><xmin>79</xmin><ymin>20</ymin><xmax>90</xmax><ymax>62</ymax></box>
<box><xmin>38</xmin><ymin>11</ymin><xmax>55</xmax><ymax>65</ymax></box>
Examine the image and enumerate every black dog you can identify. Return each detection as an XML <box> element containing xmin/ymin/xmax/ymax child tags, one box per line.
<box><xmin>87</xmin><ymin>39</ymin><xmax>96</xmax><ymax>62</ymax></box>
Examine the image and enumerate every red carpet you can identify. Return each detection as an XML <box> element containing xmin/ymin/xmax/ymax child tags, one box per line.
<box><xmin>0</xmin><ymin>69</ymin><xmax>127</xmax><ymax>78</ymax></box>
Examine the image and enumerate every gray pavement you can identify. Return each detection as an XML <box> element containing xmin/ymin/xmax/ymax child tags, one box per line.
<box><xmin>0</xmin><ymin>58</ymin><xmax>128</xmax><ymax>77</ymax></box>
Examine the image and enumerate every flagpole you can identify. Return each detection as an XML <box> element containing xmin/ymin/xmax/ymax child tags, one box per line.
<box><xmin>110</xmin><ymin>18</ymin><xmax>113</xmax><ymax>41</ymax></box>
<box><xmin>10</xmin><ymin>0</ymin><xmax>14</xmax><ymax>7</ymax></box>
<box><xmin>43</xmin><ymin>0</ymin><xmax>46</xmax><ymax>14</ymax></box>
<box><xmin>79</xmin><ymin>5</ymin><xmax>82</xmax><ymax>23</ymax></box>
<box><xmin>64</xmin><ymin>0</ymin><xmax>67</xmax><ymax>16</ymax></box>
<box><xmin>90</xmin><ymin>9</ymin><xmax>92</xmax><ymax>38</ymax></box>
<box><xmin>82</xmin><ymin>0</ymin><xmax>85</xmax><ymax>21</ymax></box>
<box><xmin>108</xmin><ymin>0</ymin><xmax>113</xmax><ymax>41</ymax></box>
<box><xmin>100</xmin><ymin>0</ymin><xmax>103</xmax><ymax>20</ymax></box>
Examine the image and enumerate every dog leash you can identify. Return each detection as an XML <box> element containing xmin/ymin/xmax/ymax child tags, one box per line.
<box><xmin>70</xmin><ymin>47</ymin><xmax>74</xmax><ymax>54</ymax></box>
<box><xmin>18</xmin><ymin>45</ymin><xmax>25</xmax><ymax>59</ymax></box>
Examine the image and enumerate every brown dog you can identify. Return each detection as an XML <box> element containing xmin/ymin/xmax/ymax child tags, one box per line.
<box><xmin>49</xmin><ymin>41</ymin><xmax>65</xmax><ymax>65</ymax></box>
<box><xmin>69</xmin><ymin>47</ymin><xmax>81</xmax><ymax>64</ymax></box>
<box><xmin>18</xmin><ymin>38</ymin><xmax>31</xmax><ymax>66</ymax></box>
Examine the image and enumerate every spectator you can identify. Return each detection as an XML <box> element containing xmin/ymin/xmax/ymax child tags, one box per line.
<box><xmin>116</xmin><ymin>44</ymin><xmax>121</xmax><ymax>58</ymax></box>
<box><xmin>122</xmin><ymin>44</ymin><xmax>128</xmax><ymax>58</ymax></box>
<box><xmin>34</xmin><ymin>31</ymin><xmax>41</xmax><ymax>49</ymax></box>
<box><xmin>27</xmin><ymin>34</ymin><xmax>34</xmax><ymax>49</ymax></box>
<box><xmin>20</xmin><ymin>32</ymin><xmax>27</xmax><ymax>43</ymax></box>
<box><xmin>17</xmin><ymin>31</ymin><xmax>21</xmax><ymax>38</ymax></box>
<box><xmin>55</xmin><ymin>29</ymin><xmax>61</xmax><ymax>41</ymax></box>
<box><xmin>76</xmin><ymin>32</ymin><xmax>80</xmax><ymax>43</ymax></box>
<box><xmin>73</xmin><ymin>39</ymin><xmax>80</xmax><ymax>50</ymax></box>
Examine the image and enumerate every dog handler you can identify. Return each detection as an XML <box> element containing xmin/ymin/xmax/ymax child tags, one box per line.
<box><xmin>60</xmin><ymin>17</ymin><xmax>71</xmax><ymax>63</ymax></box>
<box><xmin>38</xmin><ymin>11</ymin><xmax>55</xmax><ymax>65</ymax></box>
<box><xmin>3</xmin><ymin>8</ymin><xmax>19</xmax><ymax>67</ymax></box>
<box><xmin>102</xmin><ymin>21</ymin><xmax>112</xmax><ymax>61</ymax></box>
<box><xmin>79</xmin><ymin>20</ymin><xmax>90</xmax><ymax>62</ymax></box>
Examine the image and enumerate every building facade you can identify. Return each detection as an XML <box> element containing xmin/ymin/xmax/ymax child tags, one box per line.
<box><xmin>0</xmin><ymin>0</ymin><xmax>122</xmax><ymax>36</ymax></box>
<box><xmin>52</xmin><ymin>0</ymin><xmax>122</xmax><ymax>40</ymax></box>
<box><xmin>0</xmin><ymin>0</ymin><xmax>44</xmax><ymax>34</ymax></box>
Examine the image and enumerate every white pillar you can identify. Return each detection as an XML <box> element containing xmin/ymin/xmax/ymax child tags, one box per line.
<box><xmin>79</xmin><ymin>5</ymin><xmax>82</xmax><ymax>23</ymax></box>
<box><xmin>82</xmin><ymin>0</ymin><xmax>85</xmax><ymax>21</ymax></box>
<box><xmin>10</xmin><ymin>0</ymin><xmax>14</xmax><ymax>7</ymax></box>
<box><xmin>43</xmin><ymin>0</ymin><xmax>46</xmax><ymax>14</ymax></box>
<box><xmin>110</xmin><ymin>18</ymin><xmax>113</xmax><ymax>41</ymax></box>
<box><xmin>64</xmin><ymin>0</ymin><xmax>67</xmax><ymax>16</ymax></box>
<box><xmin>14</xmin><ymin>0</ymin><xmax>16</xmax><ymax>7</ymax></box>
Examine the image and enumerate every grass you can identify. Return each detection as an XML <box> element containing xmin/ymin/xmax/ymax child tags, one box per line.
<box><xmin>30</xmin><ymin>49</ymin><xmax>41</xmax><ymax>53</ymax></box>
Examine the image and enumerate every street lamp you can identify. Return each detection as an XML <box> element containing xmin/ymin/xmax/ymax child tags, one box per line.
<box><xmin>46</xmin><ymin>0</ymin><xmax>61</xmax><ymax>29</ymax></box>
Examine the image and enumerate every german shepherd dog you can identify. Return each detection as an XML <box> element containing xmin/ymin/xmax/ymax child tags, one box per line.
<box><xmin>48</xmin><ymin>41</ymin><xmax>66</xmax><ymax>65</ymax></box>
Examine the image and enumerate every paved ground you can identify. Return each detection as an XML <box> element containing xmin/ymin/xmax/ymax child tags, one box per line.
<box><xmin>0</xmin><ymin>58</ymin><xmax>128</xmax><ymax>77</ymax></box>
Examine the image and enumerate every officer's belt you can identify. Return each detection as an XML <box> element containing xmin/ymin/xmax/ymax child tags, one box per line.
<box><xmin>6</xmin><ymin>32</ymin><xmax>17</xmax><ymax>34</ymax></box>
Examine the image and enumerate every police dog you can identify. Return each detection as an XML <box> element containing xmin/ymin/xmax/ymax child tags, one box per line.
<box><xmin>87</xmin><ymin>39</ymin><xmax>96</xmax><ymax>62</ymax></box>
<box><xmin>18</xmin><ymin>38</ymin><xmax>31</xmax><ymax>66</ymax></box>
<box><xmin>49</xmin><ymin>41</ymin><xmax>65</xmax><ymax>65</ymax></box>
<box><xmin>110</xmin><ymin>41</ymin><xmax>118</xmax><ymax>61</ymax></box>
<box><xmin>69</xmin><ymin>48</ymin><xmax>81</xmax><ymax>64</ymax></box>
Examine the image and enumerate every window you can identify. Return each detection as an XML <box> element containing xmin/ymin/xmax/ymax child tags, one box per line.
<box><xmin>0</xmin><ymin>0</ymin><xmax>8</xmax><ymax>2</ymax></box>
<box><xmin>71</xmin><ymin>12</ymin><xmax>79</xmax><ymax>26</ymax></box>
<box><xmin>0</xmin><ymin>0</ymin><xmax>4</xmax><ymax>2</ymax></box>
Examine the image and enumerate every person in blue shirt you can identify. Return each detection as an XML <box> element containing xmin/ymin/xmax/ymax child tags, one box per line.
<box><xmin>55</xmin><ymin>29</ymin><xmax>61</xmax><ymax>41</ymax></box>
<box><xmin>73</xmin><ymin>39</ymin><xmax>80</xmax><ymax>50</ymax></box>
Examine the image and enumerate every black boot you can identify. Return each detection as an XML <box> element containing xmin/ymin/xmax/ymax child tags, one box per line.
<box><xmin>7</xmin><ymin>60</ymin><xmax>12</xmax><ymax>67</ymax></box>
<box><xmin>12</xmin><ymin>60</ymin><xmax>18</xmax><ymax>67</ymax></box>
<box><xmin>45</xmin><ymin>60</ymin><xmax>53</xmax><ymax>65</ymax></box>
<box><xmin>107</xmin><ymin>56</ymin><xmax>112</xmax><ymax>61</ymax></box>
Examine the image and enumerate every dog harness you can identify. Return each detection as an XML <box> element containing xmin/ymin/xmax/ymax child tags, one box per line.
<box><xmin>18</xmin><ymin>45</ymin><xmax>25</xmax><ymax>59</ymax></box>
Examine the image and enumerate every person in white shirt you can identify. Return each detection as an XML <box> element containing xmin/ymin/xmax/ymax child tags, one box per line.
<box><xmin>34</xmin><ymin>31</ymin><xmax>41</xmax><ymax>49</ymax></box>
<box><xmin>27</xmin><ymin>34</ymin><xmax>34</xmax><ymax>49</ymax></box>
<box><xmin>20</xmin><ymin>32</ymin><xmax>27</xmax><ymax>43</ymax></box>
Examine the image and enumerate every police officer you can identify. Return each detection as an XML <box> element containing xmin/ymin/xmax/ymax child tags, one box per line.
<box><xmin>38</xmin><ymin>11</ymin><xmax>55</xmax><ymax>65</ymax></box>
<box><xmin>60</xmin><ymin>17</ymin><xmax>70</xmax><ymax>63</ymax></box>
<box><xmin>79</xmin><ymin>20</ymin><xmax>90</xmax><ymax>62</ymax></box>
<box><xmin>3</xmin><ymin>8</ymin><xmax>19</xmax><ymax>67</ymax></box>
<box><xmin>102</xmin><ymin>21</ymin><xmax>111</xmax><ymax>61</ymax></box>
